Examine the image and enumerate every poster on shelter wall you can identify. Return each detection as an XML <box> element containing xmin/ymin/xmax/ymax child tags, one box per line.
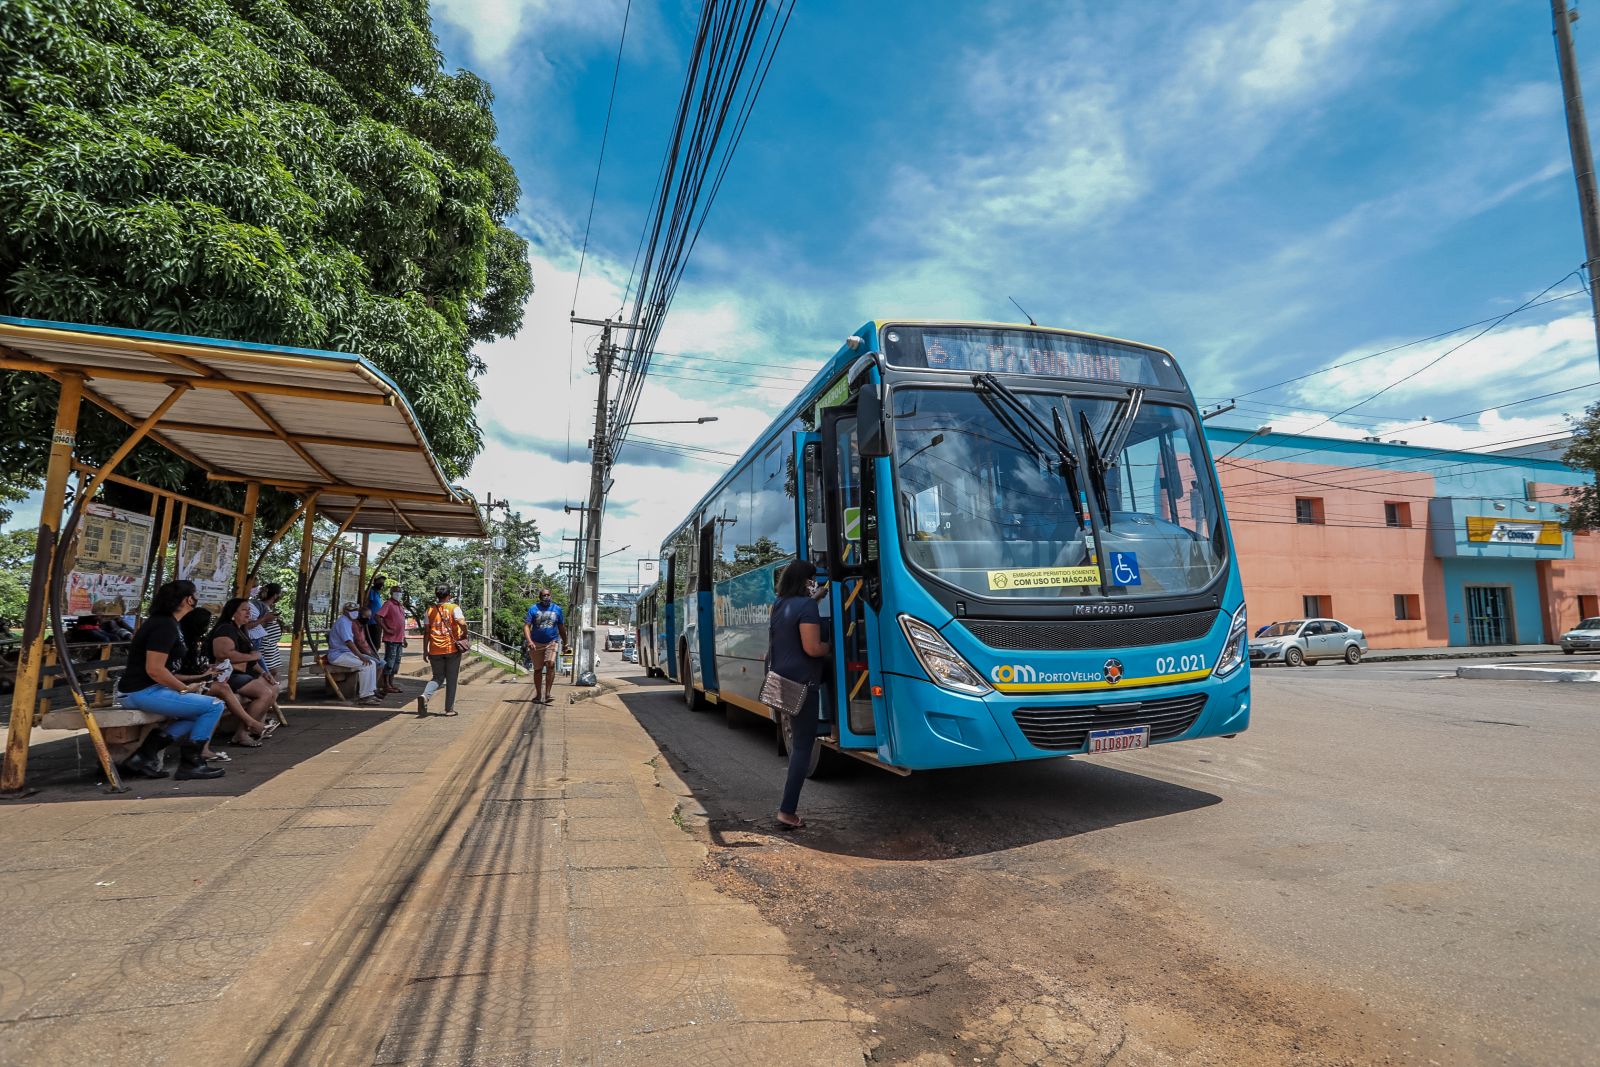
<box><xmin>308</xmin><ymin>560</ymin><xmax>335</xmax><ymax>616</ymax></box>
<box><xmin>176</xmin><ymin>525</ymin><xmax>238</xmax><ymax>612</ymax></box>
<box><xmin>66</xmin><ymin>503</ymin><xmax>154</xmax><ymax>615</ymax></box>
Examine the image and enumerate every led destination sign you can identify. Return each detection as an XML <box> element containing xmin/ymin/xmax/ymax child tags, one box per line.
<box><xmin>883</xmin><ymin>325</ymin><xmax>1184</xmax><ymax>388</ymax></box>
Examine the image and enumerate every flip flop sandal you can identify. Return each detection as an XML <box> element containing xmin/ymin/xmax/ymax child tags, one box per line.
<box><xmin>442</xmin><ymin>709</ymin><xmax>459</xmax><ymax>717</ymax></box>
<box><xmin>775</xmin><ymin>816</ymin><xmax>805</xmax><ymax>831</ymax></box>
<box><xmin>205</xmin><ymin>751</ymin><xmax>232</xmax><ymax>763</ymax></box>
<box><xmin>232</xmin><ymin>736</ymin><xmax>263</xmax><ymax>748</ymax></box>
<box><xmin>259</xmin><ymin>721</ymin><xmax>280</xmax><ymax>739</ymax></box>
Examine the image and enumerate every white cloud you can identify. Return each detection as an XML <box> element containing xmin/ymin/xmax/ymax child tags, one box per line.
<box><xmin>1295</xmin><ymin>310</ymin><xmax>1597</xmax><ymax>410</ymax></box>
<box><xmin>432</xmin><ymin>0</ymin><xmax>632</xmax><ymax>67</ymax></box>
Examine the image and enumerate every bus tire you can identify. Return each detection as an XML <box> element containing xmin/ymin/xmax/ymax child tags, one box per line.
<box><xmin>681</xmin><ymin>650</ymin><xmax>708</xmax><ymax>710</ymax></box>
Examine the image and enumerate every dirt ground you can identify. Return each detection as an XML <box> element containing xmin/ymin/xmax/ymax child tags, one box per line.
<box><xmin>696</xmin><ymin>827</ymin><xmax>1489</xmax><ymax>1067</ymax></box>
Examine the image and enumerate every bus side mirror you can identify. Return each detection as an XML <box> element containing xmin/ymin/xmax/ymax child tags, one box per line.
<box><xmin>857</xmin><ymin>382</ymin><xmax>890</xmax><ymax>457</ymax></box>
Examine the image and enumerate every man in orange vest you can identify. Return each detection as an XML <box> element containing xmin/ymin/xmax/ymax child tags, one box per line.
<box><xmin>418</xmin><ymin>584</ymin><xmax>468</xmax><ymax>716</ymax></box>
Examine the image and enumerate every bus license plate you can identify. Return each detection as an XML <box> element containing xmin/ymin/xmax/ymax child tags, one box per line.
<box><xmin>1088</xmin><ymin>726</ymin><xmax>1150</xmax><ymax>753</ymax></box>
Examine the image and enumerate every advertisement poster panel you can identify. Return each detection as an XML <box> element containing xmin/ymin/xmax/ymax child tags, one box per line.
<box><xmin>66</xmin><ymin>503</ymin><xmax>154</xmax><ymax>616</ymax></box>
<box><xmin>177</xmin><ymin>525</ymin><xmax>238</xmax><ymax>612</ymax></box>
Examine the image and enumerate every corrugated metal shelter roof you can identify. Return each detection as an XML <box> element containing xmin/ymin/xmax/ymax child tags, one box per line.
<box><xmin>0</xmin><ymin>315</ymin><xmax>484</xmax><ymax>537</ymax></box>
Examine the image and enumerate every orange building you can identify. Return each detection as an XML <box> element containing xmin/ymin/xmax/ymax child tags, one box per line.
<box><xmin>1206</xmin><ymin>428</ymin><xmax>1599</xmax><ymax>648</ymax></box>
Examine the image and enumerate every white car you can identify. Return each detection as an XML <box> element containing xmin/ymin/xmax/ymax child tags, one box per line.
<box><xmin>1560</xmin><ymin>617</ymin><xmax>1600</xmax><ymax>655</ymax></box>
<box><xmin>1249</xmin><ymin>618</ymin><xmax>1368</xmax><ymax>667</ymax></box>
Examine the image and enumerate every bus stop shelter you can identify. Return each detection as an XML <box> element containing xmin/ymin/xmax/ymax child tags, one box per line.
<box><xmin>0</xmin><ymin>315</ymin><xmax>485</xmax><ymax>793</ymax></box>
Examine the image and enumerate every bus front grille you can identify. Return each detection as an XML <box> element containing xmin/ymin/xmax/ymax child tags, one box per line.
<box><xmin>960</xmin><ymin>610</ymin><xmax>1218</xmax><ymax>651</ymax></box>
<box><xmin>1012</xmin><ymin>694</ymin><xmax>1208</xmax><ymax>751</ymax></box>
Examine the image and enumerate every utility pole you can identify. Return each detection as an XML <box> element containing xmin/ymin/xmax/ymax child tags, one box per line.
<box><xmin>1553</xmin><ymin>0</ymin><xmax>1600</xmax><ymax>371</ymax></box>
<box><xmin>568</xmin><ymin>315</ymin><xmax>640</xmax><ymax>683</ymax></box>
<box><xmin>480</xmin><ymin>493</ymin><xmax>510</xmax><ymax>639</ymax></box>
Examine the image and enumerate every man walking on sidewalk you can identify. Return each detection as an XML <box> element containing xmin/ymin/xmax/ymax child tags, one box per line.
<box><xmin>523</xmin><ymin>589</ymin><xmax>568</xmax><ymax>704</ymax></box>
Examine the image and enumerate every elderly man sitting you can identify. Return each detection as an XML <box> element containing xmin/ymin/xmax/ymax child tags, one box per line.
<box><xmin>328</xmin><ymin>601</ymin><xmax>382</xmax><ymax>705</ymax></box>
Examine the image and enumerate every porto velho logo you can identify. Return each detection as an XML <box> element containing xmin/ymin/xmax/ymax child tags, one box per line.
<box><xmin>990</xmin><ymin>662</ymin><xmax>1123</xmax><ymax>685</ymax></box>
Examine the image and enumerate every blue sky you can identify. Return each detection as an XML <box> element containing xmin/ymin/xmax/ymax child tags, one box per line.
<box><xmin>434</xmin><ymin>0</ymin><xmax>1599</xmax><ymax>591</ymax></box>
<box><xmin>13</xmin><ymin>2</ymin><xmax>1596</xmax><ymax>596</ymax></box>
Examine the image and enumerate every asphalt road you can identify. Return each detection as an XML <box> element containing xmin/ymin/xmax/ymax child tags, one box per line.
<box><xmin>603</xmin><ymin>655</ymin><xmax>1599</xmax><ymax>1066</ymax></box>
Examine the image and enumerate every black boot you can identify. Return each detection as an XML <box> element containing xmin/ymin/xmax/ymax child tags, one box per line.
<box><xmin>174</xmin><ymin>741</ymin><xmax>224</xmax><ymax>780</ymax></box>
<box><xmin>119</xmin><ymin>728</ymin><xmax>172</xmax><ymax>779</ymax></box>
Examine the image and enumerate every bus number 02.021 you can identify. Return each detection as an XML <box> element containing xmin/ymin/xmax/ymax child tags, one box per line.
<box><xmin>1155</xmin><ymin>654</ymin><xmax>1206</xmax><ymax>674</ymax></box>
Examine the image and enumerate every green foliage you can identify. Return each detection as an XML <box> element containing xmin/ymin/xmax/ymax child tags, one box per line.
<box><xmin>1562</xmin><ymin>401</ymin><xmax>1600</xmax><ymax>531</ymax></box>
<box><xmin>376</xmin><ymin>509</ymin><xmax>557</xmax><ymax>647</ymax></box>
<box><xmin>0</xmin><ymin>526</ymin><xmax>37</xmax><ymax>628</ymax></box>
<box><xmin>0</xmin><ymin>0</ymin><xmax>532</xmax><ymax>501</ymax></box>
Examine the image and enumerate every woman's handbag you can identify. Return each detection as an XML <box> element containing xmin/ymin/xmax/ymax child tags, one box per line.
<box><xmin>760</xmin><ymin>669</ymin><xmax>810</xmax><ymax>716</ymax></box>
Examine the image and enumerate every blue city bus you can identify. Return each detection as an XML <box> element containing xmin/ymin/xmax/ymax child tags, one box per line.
<box><xmin>635</xmin><ymin>582</ymin><xmax>665</xmax><ymax>677</ymax></box>
<box><xmin>656</xmin><ymin>320</ymin><xmax>1250</xmax><ymax>774</ymax></box>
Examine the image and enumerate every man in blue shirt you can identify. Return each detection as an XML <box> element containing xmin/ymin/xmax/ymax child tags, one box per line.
<box><xmin>523</xmin><ymin>589</ymin><xmax>568</xmax><ymax>705</ymax></box>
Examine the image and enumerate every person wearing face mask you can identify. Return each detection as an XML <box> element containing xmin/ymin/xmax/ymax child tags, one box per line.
<box><xmin>327</xmin><ymin>600</ymin><xmax>381</xmax><ymax>704</ymax></box>
<box><xmin>522</xmin><ymin>588</ymin><xmax>568</xmax><ymax>705</ymax></box>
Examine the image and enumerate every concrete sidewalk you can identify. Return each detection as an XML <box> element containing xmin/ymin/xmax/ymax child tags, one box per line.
<box><xmin>0</xmin><ymin>660</ymin><xmax>865</xmax><ymax>1064</ymax></box>
<box><xmin>1362</xmin><ymin>642</ymin><xmax>1564</xmax><ymax>662</ymax></box>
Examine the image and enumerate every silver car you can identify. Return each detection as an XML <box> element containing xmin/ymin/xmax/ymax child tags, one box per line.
<box><xmin>1560</xmin><ymin>617</ymin><xmax>1600</xmax><ymax>654</ymax></box>
<box><xmin>1249</xmin><ymin>618</ymin><xmax>1368</xmax><ymax>667</ymax></box>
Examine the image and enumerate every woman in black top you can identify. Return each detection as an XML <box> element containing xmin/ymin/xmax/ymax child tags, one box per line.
<box><xmin>115</xmin><ymin>580</ymin><xmax>227</xmax><ymax>780</ymax></box>
<box><xmin>209</xmin><ymin>598</ymin><xmax>277</xmax><ymax>727</ymax></box>
<box><xmin>768</xmin><ymin>559</ymin><xmax>831</xmax><ymax>829</ymax></box>
<box><xmin>176</xmin><ymin>606</ymin><xmax>268</xmax><ymax>749</ymax></box>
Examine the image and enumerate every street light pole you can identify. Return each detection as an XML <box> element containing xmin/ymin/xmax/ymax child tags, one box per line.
<box><xmin>569</xmin><ymin>316</ymin><xmax>642</xmax><ymax>684</ymax></box>
<box><xmin>1552</xmin><ymin>0</ymin><xmax>1600</xmax><ymax>372</ymax></box>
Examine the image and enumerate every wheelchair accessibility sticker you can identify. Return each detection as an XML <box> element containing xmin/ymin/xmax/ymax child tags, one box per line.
<box><xmin>1108</xmin><ymin>552</ymin><xmax>1141</xmax><ymax>587</ymax></box>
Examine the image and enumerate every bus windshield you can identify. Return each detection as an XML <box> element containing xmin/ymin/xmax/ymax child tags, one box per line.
<box><xmin>892</xmin><ymin>386</ymin><xmax>1227</xmax><ymax>600</ymax></box>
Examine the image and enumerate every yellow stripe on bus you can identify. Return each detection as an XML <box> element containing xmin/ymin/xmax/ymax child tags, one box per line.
<box><xmin>991</xmin><ymin>667</ymin><xmax>1211</xmax><ymax>694</ymax></box>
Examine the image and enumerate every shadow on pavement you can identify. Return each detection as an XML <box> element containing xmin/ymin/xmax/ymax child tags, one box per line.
<box><xmin>11</xmin><ymin>703</ymin><xmax>407</xmax><ymax>802</ymax></box>
<box><xmin>617</xmin><ymin>680</ymin><xmax>1221</xmax><ymax>862</ymax></box>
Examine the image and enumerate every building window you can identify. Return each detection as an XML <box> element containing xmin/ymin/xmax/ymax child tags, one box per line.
<box><xmin>1580</xmin><ymin>594</ymin><xmax>1599</xmax><ymax>619</ymax></box>
<box><xmin>1302</xmin><ymin>594</ymin><xmax>1329</xmax><ymax>617</ymax></box>
<box><xmin>1295</xmin><ymin>497</ymin><xmax>1324</xmax><ymax>525</ymax></box>
<box><xmin>1384</xmin><ymin>501</ymin><xmax>1411</xmax><ymax>528</ymax></box>
<box><xmin>1393</xmin><ymin>594</ymin><xmax>1420</xmax><ymax>621</ymax></box>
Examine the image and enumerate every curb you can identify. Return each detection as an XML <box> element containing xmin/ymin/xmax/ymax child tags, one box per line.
<box><xmin>565</xmin><ymin>673</ymin><xmax>628</xmax><ymax>705</ymax></box>
<box><xmin>1364</xmin><ymin>648</ymin><xmax>1565</xmax><ymax>663</ymax></box>
<box><xmin>1456</xmin><ymin>664</ymin><xmax>1600</xmax><ymax>682</ymax></box>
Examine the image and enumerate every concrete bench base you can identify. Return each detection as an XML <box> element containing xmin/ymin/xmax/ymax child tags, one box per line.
<box><xmin>1456</xmin><ymin>664</ymin><xmax>1600</xmax><ymax>683</ymax></box>
<box><xmin>39</xmin><ymin>708</ymin><xmax>165</xmax><ymax>731</ymax></box>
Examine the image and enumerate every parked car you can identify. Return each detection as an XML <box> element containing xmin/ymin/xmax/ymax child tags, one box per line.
<box><xmin>1560</xmin><ymin>617</ymin><xmax>1600</xmax><ymax>654</ymax></box>
<box><xmin>1249</xmin><ymin>618</ymin><xmax>1368</xmax><ymax>666</ymax></box>
<box><xmin>621</xmin><ymin>643</ymin><xmax>639</xmax><ymax>664</ymax></box>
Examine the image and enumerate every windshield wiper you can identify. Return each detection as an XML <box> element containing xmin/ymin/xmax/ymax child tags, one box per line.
<box><xmin>1099</xmin><ymin>387</ymin><xmax>1144</xmax><ymax>465</ymax></box>
<box><xmin>1079</xmin><ymin>387</ymin><xmax>1146</xmax><ymax>519</ymax></box>
<box><xmin>973</xmin><ymin>374</ymin><xmax>1079</xmax><ymax>476</ymax></box>
<box><xmin>1078</xmin><ymin>409</ymin><xmax>1111</xmax><ymax>518</ymax></box>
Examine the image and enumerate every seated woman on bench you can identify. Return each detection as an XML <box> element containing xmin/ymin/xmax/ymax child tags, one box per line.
<box><xmin>177</xmin><ymin>607</ymin><xmax>273</xmax><ymax>749</ymax></box>
<box><xmin>115</xmin><ymin>580</ymin><xmax>227</xmax><ymax>781</ymax></box>
<box><xmin>208</xmin><ymin>598</ymin><xmax>281</xmax><ymax>729</ymax></box>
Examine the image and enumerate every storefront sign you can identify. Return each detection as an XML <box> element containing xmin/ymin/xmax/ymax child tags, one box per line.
<box><xmin>1465</xmin><ymin>516</ymin><xmax>1562</xmax><ymax>546</ymax></box>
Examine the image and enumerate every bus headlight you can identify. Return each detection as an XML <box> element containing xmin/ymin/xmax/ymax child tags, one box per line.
<box><xmin>1212</xmin><ymin>604</ymin><xmax>1249</xmax><ymax>679</ymax></box>
<box><xmin>898</xmin><ymin>614</ymin><xmax>993</xmax><ymax>696</ymax></box>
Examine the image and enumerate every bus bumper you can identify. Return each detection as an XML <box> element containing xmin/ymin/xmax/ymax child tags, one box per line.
<box><xmin>885</xmin><ymin>671</ymin><xmax>1250</xmax><ymax>769</ymax></box>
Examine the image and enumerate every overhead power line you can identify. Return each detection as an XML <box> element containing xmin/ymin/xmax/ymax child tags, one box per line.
<box><xmin>610</xmin><ymin>0</ymin><xmax>798</xmax><ymax>465</ymax></box>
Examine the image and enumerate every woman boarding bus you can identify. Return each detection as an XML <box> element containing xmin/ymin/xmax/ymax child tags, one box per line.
<box><xmin>658</xmin><ymin>321</ymin><xmax>1250</xmax><ymax>775</ymax></box>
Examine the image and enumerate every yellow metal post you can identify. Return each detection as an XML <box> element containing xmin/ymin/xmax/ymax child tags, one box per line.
<box><xmin>358</xmin><ymin>532</ymin><xmax>370</xmax><ymax>605</ymax></box>
<box><xmin>2</xmin><ymin>374</ymin><xmax>84</xmax><ymax>793</ymax></box>
<box><xmin>287</xmin><ymin>495</ymin><xmax>318</xmax><ymax>701</ymax></box>
<box><xmin>234</xmin><ymin>481</ymin><xmax>260</xmax><ymax>596</ymax></box>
